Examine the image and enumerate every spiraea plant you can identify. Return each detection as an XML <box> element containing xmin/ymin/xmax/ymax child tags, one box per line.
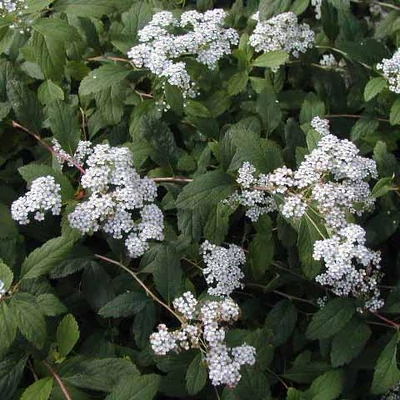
<box><xmin>0</xmin><ymin>0</ymin><xmax>400</xmax><ymax>399</ymax></box>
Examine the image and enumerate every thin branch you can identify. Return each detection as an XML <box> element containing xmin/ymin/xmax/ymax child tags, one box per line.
<box><xmin>43</xmin><ymin>361</ymin><xmax>72</xmax><ymax>400</ymax></box>
<box><xmin>325</xmin><ymin>114</ymin><xmax>390</xmax><ymax>123</ymax></box>
<box><xmin>371</xmin><ymin>311</ymin><xmax>400</xmax><ymax>329</ymax></box>
<box><xmin>11</xmin><ymin>121</ymin><xmax>86</xmax><ymax>175</ymax></box>
<box><xmin>87</xmin><ymin>56</ymin><xmax>130</xmax><ymax>63</ymax></box>
<box><xmin>153</xmin><ymin>177</ymin><xmax>194</xmax><ymax>184</ymax></box>
<box><xmin>266</xmin><ymin>367</ymin><xmax>290</xmax><ymax>390</ymax></box>
<box><xmin>94</xmin><ymin>254</ymin><xmax>184</xmax><ymax>323</ymax></box>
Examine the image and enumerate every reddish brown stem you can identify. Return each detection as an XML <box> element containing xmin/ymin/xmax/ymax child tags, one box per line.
<box><xmin>372</xmin><ymin>311</ymin><xmax>400</xmax><ymax>329</ymax></box>
<box><xmin>153</xmin><ymin>177</ymin><xmax>193</xmax><ymax>184</ymax></box>
<box><xmin>43</xmin><ymin>361</ymin><xmax>72</xmax><ymax>400</ymax></box>
<box><xmin>12</xmin><ymin>121</ymin><xmax>86</xmax><ymax>175</ymax></box>
<box><xmin>325</xmin><ymin>114</ymin><xmax>389</xmax><ymax>123</ymax></box>
<box><xmin>87</xmin><ymin>56</ymin><xmax>130</xmax><ymax>63</ymax></box>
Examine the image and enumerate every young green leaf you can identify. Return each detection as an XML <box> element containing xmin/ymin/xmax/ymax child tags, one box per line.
<box><xmin>57</xmin><ymin>314</ymin><xmax>80</xmax><ymax>357</ymax></box>
<box><xmin>186</xmin><ymin>354</ymin><xmax>207</xmax><ymax>395</ymax></box>
<box><xmin>364</xmin><ymin>77</ymin><xmax>387</xmax><ymax>102</ymax></box>
<box><xmin>21</xmin><ymin>377</ymin><xmax>53</xmax><ymax>400</ymax></box>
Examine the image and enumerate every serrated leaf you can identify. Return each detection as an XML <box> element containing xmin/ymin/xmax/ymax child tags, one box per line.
<box><xmin>306</xmin><ymin>299</ymin><xmax>355</xmax><ymax>340</ymax></box>
<box><xmin>20</xmin><ymin>235</ymin><xmax>77</xmax><ymax>280</ymax></box>
<box><xmin>252</xmin><ymin>51</ymin><xmax>289</xmax><ymax>69</ymax></box>
<box><xmin>46</xmin><ymin>100</ymin><xmax>81</xmax><ymax>153</ymax></box>
<box><xmin>21</xmin><ymin>377</ymin><xmax>53</xmax><ymax>400</ymax></box>
<box><xmin>265</xmin><ymin>300</ymin><xmax>297</xmax><ymax>346</ymax></box>
<box><xmin>36</xmin><ymin>293</ymin><xmax>67</xmax><ymax>316</ymax></box>
<box><xmin>300</xmin><ymin>93</ymin><xmax>325</xmax><ymax>124</ymax></box>
<box><xmin>62</xmin><ymin>358</ymin><xmax>140</xmax><ymax>392</ymax></box>
<box><xmin>390</xmin><ymin>98</ymin><xmax>400</xmax><ymax>126</ymax></box>
<box><xmin>228</xmin><ymin>71</ymin><xmax>249</xmax><ymax>96</ymax></box>
<box><xmin>132</xmin><ymin>299</ymin><xmax>156</xmax><ymax>348</ymax></box>
<box><xmin>371</xmin><ymin>177</ymin><xmax>394</xmax><ymax>198</ymax></box>
<box><xmin>98</xmin><ymin>291</ymin><xmax>148</xmax><ymax>318</ymax></box>
<box><xmin>57</xmin><ymin>314</ymin><xmax>80</xmax><ymax>357</ymax></box>
<box><xmin>0</xmin><ymin>261</ymin><xmax>13</xmax><ymax>291</ymax></box>
<box><xmin>18</xmin><ymin>163</ymin><xmax>75</xmax><ymax>200</ymax></box>
<box><xmin>142</xmin><ymin>244</ymin><xmax>182</xmax><ymax>301</ymax></box>
<box><xmin>186</xmin><ymin>354</ymin><xmax>207</xmax><ymax>395</ymax></box>
<box><xmin>11</xmin><ymin>293</ymin><xmax>47</xmax><ymax>349</ymax></box>
<box><xmin>290</xmin><ymin>0</ymin><xmax>310</xmax><ymax>15</ymax></box>
<box><xmin>106</xmin><ymin>374</ymin><xmax>160</xmax><ymax>400</ymax></box>
<box><xmin>37</xmin><ymin>80</ymin><xmax>64</xmax><ymax>104</ymax></box>
<box><xmin>307</xmin><ymin>369</ymin><xmax>344</xmax><ymax>400</ymax></box>
<box><xmin>165</xmin><ymin>83</ymin><xmax>184</xmax><ymax>115</ymax></box>
<box><xmin>204</xmin><ymin>202</ymin><xmax>234</xmax><ymax>245</ymax></box>
<box><xmin>364</xmin><ymin>77</ymin><xmax>387</xmax><ymax>102</ymax></box>
<box><xmin>0</xmin><ymin>302</ymin><xmax>17</xmax><ymax>357</ymax></box>
<box><xmin>95</xmin><ymin>82</ymin><xmax>125</xmax><ymax>125</ymax></box>
<box><xmin>371</xmin><ymin>332</ymin><xmax>400</xmax><ymax>394</ymax></box>
<box><xmin>79</xmin><ymin>64</ymin><xmax>131</xmax><ymax>96</ymax></box>
<box><xmin>53</xmin><ymin>0</ymin><xmax>127</xmax><ymax>16</ymax></box>
<box><xmin>0</xmin><ymin>355</ymin><xmax>27</xmax><ymax>400</ymax></box>
<box><xmin>330</xmin><ymin>317</ymin><xmax>371</xmax><ymax>367</ymax></box>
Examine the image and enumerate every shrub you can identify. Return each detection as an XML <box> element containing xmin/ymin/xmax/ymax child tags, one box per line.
<box><xmin>0</xmin><ymin>0</ymin><xmax>400</xmax><ymax>399</ymax></box>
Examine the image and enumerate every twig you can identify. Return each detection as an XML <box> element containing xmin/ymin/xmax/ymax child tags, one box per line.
<box><xmin>11</xmin><ymin>121</ymin><xmax>86</xmax><ymax>175</ymax></box>
<box><xmin>371</xmin><ymin>311</ymin><xmax>400</xmax><ymax>329</ymax></box>
<box><xmin>43</xmin><ymin>360</ymin><xmax>72</xmax><ymax>400</ymax></box>
<box><xmin>325</xmin><ymin>114</ymin><xmax>390</xmax><ymax>123</ymax></box>
<box><xmin>266</xmin><ymin>367</ymin><xmax>290</xmax><ymax>390</ymax></box>
<box><xmin>153</xmin><ymin>177</ymin><xmax>194</xmax><ymax>184</ymax></box>
<box><xmin>94</xmin><ymin>254</ymin><xmax>184</xmax><ymax>323</ymax></box>
<box><xmin>87</xmin><ymin>56</ymin><xmax>130</xmax><ymax>63</ymax></box>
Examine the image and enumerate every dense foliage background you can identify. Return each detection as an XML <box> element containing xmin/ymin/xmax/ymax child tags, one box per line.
<box><xmin>1</xmin><ymin>0</ymin><xmax>400</xmax><ymax>399</ymax></box>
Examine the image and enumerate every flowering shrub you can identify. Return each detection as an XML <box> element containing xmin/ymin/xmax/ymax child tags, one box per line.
<box><xmin>0</xmin><ymin>0</ymin><xmax>400</xmax><ymax>399</ymax></box>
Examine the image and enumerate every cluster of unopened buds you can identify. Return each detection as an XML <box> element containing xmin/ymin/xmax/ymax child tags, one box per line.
<box><xmin>11</xmin><ymin>140</ymin><xmax>164</xmax><ymax>259</ymax></box>
<box><xmin>150</xmin><ymin>292</ymin><xmax>256</xmax><ymax>387</ymax></box>
<box><xmin>249</xmin><ymin>11</ymin><xmax>315</xmax><ymax>59</ymax></box>
<box><xmin>127</xmin><ymin>9</ymin><xmax>238</xmax><ymax>103</ymax></box>
<box><xmin>226</xmin><ymin>117</ymin><xmax>383</xmax><ymax>310</ymax></box>
<box><xmin>377</xmin><ymin>49</ymin><xmax>400</xmax><ymax>94</ymax></box>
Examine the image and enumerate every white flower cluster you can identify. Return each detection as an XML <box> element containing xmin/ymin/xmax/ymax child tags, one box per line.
<box><xmin>200</xmin><ymin>240</ymin><xmax>245</xmax><ymax>297</ymax></box>
<box><xmin>127</xmin><ymin>9</ymin><xmax>238</xmax><ymax>99</ymax></box>
<box><xmin>227</xmin><ymin>118</ymin><xmax>383</xmax><ymax>309</ymax></box>
<box><xmin>311</xmin><ymin>0</ymin><xmax>322</xmax><ymax>19</ymax></box>
<box><xmin>67</xmin><ymin>143</ymin><xmax>164</xmax><ymax>258</ymax></box>
<box><xmin>11</xmin><ymin>176</ymin><xmax>62</xmax><ymax>224</ymax></box>
<box><xmin>249</xmin><ymin>12</ymin><xmax>315</xmax><ymax>58</ymax></box>
<box><xmin>381</xmin><ymin>381</ymin><xmax>400</xmax><ymax>400</ymax></box>
<box><xmin>0</xmin><ymin>0</ymin><xmax>26</xmax><ymax>15</ymax></box>
<box><xmin>0</xmin><ymin>280</ymin><xmax>6</xmax><ymax>299</ymax></box>
<box><xmin>51</xmin><ymin>139</ymin><xmax>92</xmax><ymax>170</ymax></box>
<box><xmin>313</xmin><ymin>224</ymin><xmax>383</xmax><ymax>311</ymax></box>
<box><xmin>377</xmin><ymin>49</ymin><xmax>400</xmax><ymax>94</ymax></box>
<box><xmin>319</xmin><ymin>54</ymin><xmax>350</xmax><ymax>86</ymax></box>
<box><xmin>150</xmin><ymin>292</ymin><xmax>256</xmax><ymax>387</ymax></box>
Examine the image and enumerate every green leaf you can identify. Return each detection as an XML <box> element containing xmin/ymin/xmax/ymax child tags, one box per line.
<box><xmin>249</xmin><ymin>215</ymin><xmax>274</xmax><ymax>279</ymax></box>
<box><xmin>290</xmin><ymin>0</ymin><xmax>310</xmax><ymax>15</ymax></box>
<box><xmin>186</xmin><ymin>354</ymin><xmax>207</xmax><ymax>395</ymax></box>
<box><xmin>0</xmin><ymin>204</ymin><xmax>17</xmax><ymax>240</ymax></box>
<box><xmin>0</xmin><ymin>355</ymin><xmax>27</xmax><ymax>400</ymax></box>
<box><xmin>20</xmin><ymin>235</ymin><xmax>77</xmax><ymax>280</ymax></box>
<box><xmin>176</xmin><ymin>171</ymin><xmax>236</xmax><ymax>240</ymax></box>
<box><xmin>21</xmin><ymin>377</ymin><xmax>53</xmax><ymax>400</ymax></box>
<box><xmin>37</xmin><ymin>80</ymin><xmax>64</xmax><ymax>105</ymax></box>
<box><xmin>330</xmin><ymin>317</ymin><xmax>371</xmax><ymax>367</ymax></box>
<box><xmin>53</xmin><ymin>0</ymin><xmax>126</xmax><ymax>17</ymax></box>
<box><xmin>228</xmin><ymin>71</ymin><xmax>249</xmax><ymax>96</ymax></box>
<box><xmin>46</xmin><ymin>100</ymin><xmax>81</xmax><ymax>153</ymax></box>
<box><xmin>371</xmin><ymin>332</ymin><xmax>400</xmax><ymax>394</ymax></box>
<box><xmin>233</xmin><ymin>368</ymin><xmax>271</xmax><ymax>400</ymax></box>
<box><xmin>0</xmin><ymin>302</ymin><xmax>17</xmax><ymax>357</ymax></box>
<box><xmin>390</xmin><ymin>98</ymin><xmax>400</xmax><ymax>126</ymax></box>
<box><xmin>36</xmin><ymin>293</ymin><xmax>67</xmax><ymax>316</ymax></box>
<box><xmin>132</xmin><ymin>299</ymin><xmax>156</xmax><ymax>348</ymax></box>
<box><xmin>95</xmin><ymin>82</ymin><xmax>126</xmax><ymax>125</ymax></box>
<box><xmin>265</xmin><ymin>300</ymin><xmax>297</xmax><ymax>346</ymax></box>
<box><xmin>62</xmin><ymin>358</ymin><xmax>140</xmax><ymax>392</ymax></box>
<box><xmin>106</xmin><ymin>374</ymin><xmax>160</xmax><ymax>400</ymax></box>
<box><xmin>142</xmin><ymin>244</ymin><xmax>182</xmax><ymax>301</ymax></box>
<box><xmin>98</xmin><ymin>292</ymin><xmax>148</xmax><ymax>318</ymax></box>
<box><xmin>364</xmin><ymin>77</ymin><xmax>387</xmax><ymax>102</ymax></box>
<box><xmin>252</xmin><ymin>51</ymin><xmax>289</xmax><ymax>69</ymax></box>
<box><xmin>0</xmin><ymin>261</ymin><xmax>13</xmax><ymax>291</ymax></box>
<box><xmin>256</xmin><ymin>87</ymin><xmax>282</xmax><ymax>134</ymax></box>
<box><xmin>79</xmin><ymin>64</ymin><xmax>131</xmax><ymax>96</ymax></box>
<box><xmin>57</xmin><ymin>314</ymin><xmax>80</xmax><ymax>357</ymax></box>
<box><xmin>307</xmin><ymin>369</ymin><xmax>344</xmax><ymax>400</ymax></box>
<box><xmin>18</xmin><ymin>163</ymin><xmax>75</xmax><ymax>200</ymax></box>
<box><xmin>32</xmin><ymin>19</ymin><xmax>80</xmax><ymax>80</ymax></box>
<box><xmin>297</xmin><ymin>213</ymin><xmax>326</xmax><ymax>279</ymax></box>
<box><xmin>204</xmin><ymin>202</ymin><xmax>234</xmax><ymax>245</ymax></box>
<box><xmin>371</xmin><ymin>177</ymin><xmax>394</xmax><ymax>198</ymax></box>
<box><xmin>11</xmin><ymin>293</ymin><xmax>47</xmax><ymax>349</ymax></box>
<box><xmin>306</xmin><ymin>299</ymin><xmax>355</xmax><ymax>340</ymax></box>
<box><xmin>165</xmin><ymin>83</ymin><xmax>184</xmax><ymax>115</ymax></box>
<box><xmin>373</xmin><ymin>141</ymin><xmax>398</xmax><ymax>177</ymax></box>
<box><xmin>300</xmin><ymin>93</ymin><xmax>325</xmax><ymax>124</ymax></box>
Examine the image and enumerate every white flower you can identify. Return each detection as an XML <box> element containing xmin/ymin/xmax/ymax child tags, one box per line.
<box><xmin>311</xmin><ymin>116</ymin><xmax>330</xmax><ymax>136</ymax></box>
<box><xmin>249</xmin><ymin>12</ymin><xmax>315</xmax><ymax>58</ymax></box>
<box><xmin>11</xmin><ymin>176</ymin><xmax>62</xmax><ymax>225</ymax></box>
<box><xmin>128</xmin><ymin>9</ymin><xmax>238</xmax><ymax>100</ymax></box>
<box><xmin>311</xmin><ymin>0</ymin><xmax>322</xmax><ymax>19</ymax></box>
<box><xmin>0</xmin><ymin>279</ymin><xmax>6</xmax><ymax>299</ymax></box>
<box><xmin>377</xmin><ymin>49</ymin><xmax>400</xmax><ymax>94</ymax></box>
<box><xmin>173</xmin><ymin>291</ymin><xmax>198</xmax><ymax>320</ymax></box>
<box><xmin>201</xmin><ymin>241</ymin><xmax>246</xmax><ymax>297</ymax></box>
